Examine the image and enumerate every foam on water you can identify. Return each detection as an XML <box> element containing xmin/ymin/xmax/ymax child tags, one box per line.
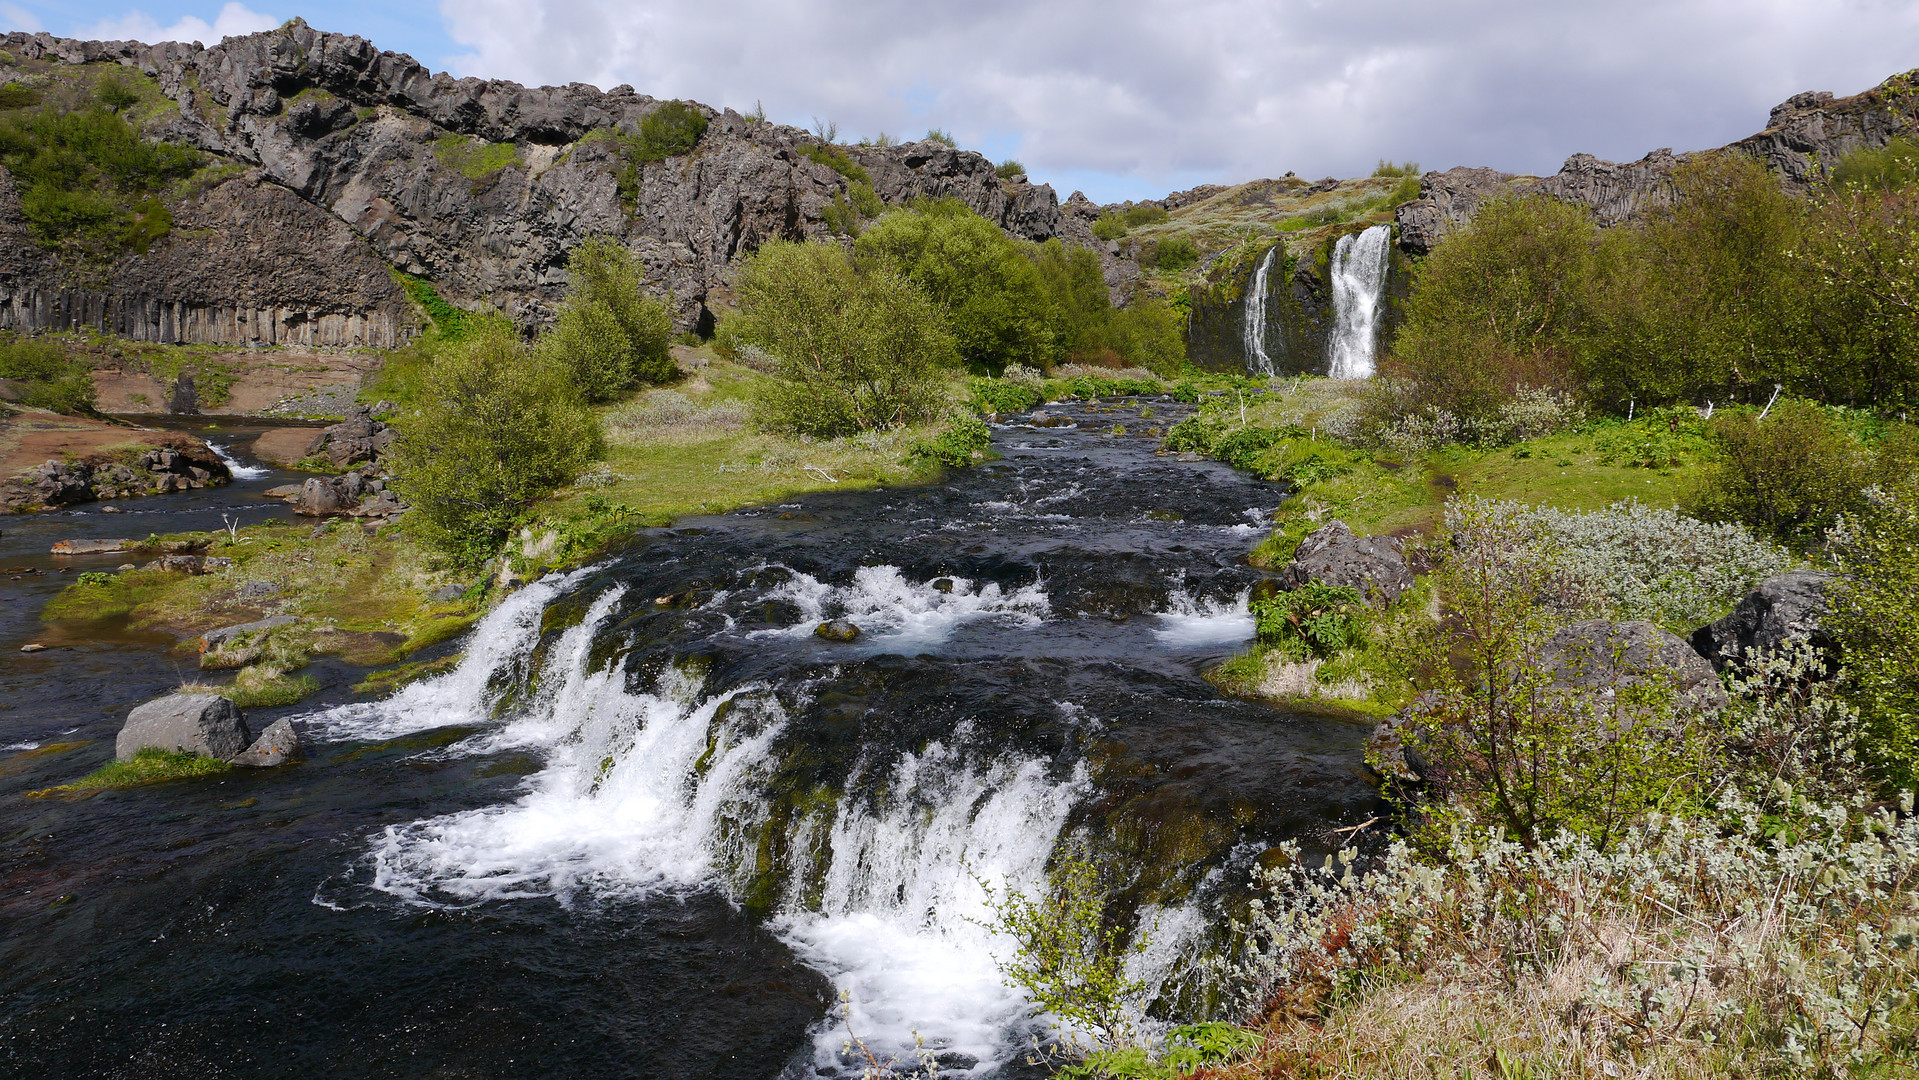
<box><xmin>755</xmin><ymin>565</ymin><xmax>1050</xmax><ymax>651</ymax></box>
<box><xmin>1152</xmin><ymin>588</ymin><xmax>1255</xmax><ymax>649</ymax></box>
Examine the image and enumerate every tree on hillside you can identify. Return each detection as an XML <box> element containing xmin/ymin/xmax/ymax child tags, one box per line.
<box><xmin>727</xmin><ymin>239</ymin><xmax>954</xmax><ymax>438</ymax></box>
<box><xmin>536</xmin><ymin>236</ymin><xmax>674</xmax><ymax>402</ymax></box>
<box><xmin>392</xmin><ymin>325</ymin><xmax>603</xmax><ymax>562</ymax></box>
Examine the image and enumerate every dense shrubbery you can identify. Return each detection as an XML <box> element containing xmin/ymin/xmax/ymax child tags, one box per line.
<box><xmin>634</xmin><ymin>101</ymin><xmax>708</xmax><ymax>162</ymax></box>
<box><xmin>1382</xmin><ymin>147</ymin><xmax>1919</xmax><ymax>428</ymax></box>
<box><xmin>1251</xmin><ymin>582</ymin><xmax>1366</xmax><ymax>660</ymax></box>
<box><xmin>0</xmin><ymin>337</ymin><xmax>96</xmax><ymax>413</ymax></box>
<box><xmin>0</xmin><ymin>98</ymin><xmax>202</xmax><ymax>258</ymax></box>
<box><xmin>1828</xmin><ymin>489</ymin><xmax>1919</xmax><ymax>791</ymax></box>
<box><xmin>391</xmin><ymin>325</ymin><xmax>603</xmax><ymax>564</ymax></box>
<box><xmin>535</xmin><ymin>236</ymin><xmax>675</xmax><ymax>402</ymax></box>
<box><xmin>727</xmin><ymin>240</ymin><xmax>952</xmax><ymax>437</ymax></box>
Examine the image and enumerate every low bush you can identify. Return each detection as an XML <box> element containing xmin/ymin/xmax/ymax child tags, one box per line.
<box><xmin>433</xmin><ymin>134</ymin><xmax>520</xmax><ymax>180</ymax></box>
<box><xmin>995</xmin><ymin>159</ymin><xmax>1025</xmax><ymax>180</ymax></box>
<box><xmin>0</xmin><ymin>103</ymin><xmax>202</xmax><ymax>258</ymax></box>
<box><xmin>908</xmin><ymin>412</ymin><xmax>992</xmax><ymax>468</ymax></box>
<box><xmin>0</xmin><ymin>336</ymin><xmax>95</xmax><ymax>413</ymax></box>
<box><xmin>535</xmin><ymin>236</ymin><xmax>675</xmax><ymax>401</ymax></box>
<box><xmin>1121</xmin><ymin>205</ymin><xmax>1169</xmax><ymax>227</ymax></box>
<box><xmin>1143</xmin><ymin>235</ymin><xmax>1197</xmax><ymax>272</ymax></box>
<box><xmin>1091</xmin><ymin>214</ymin><xmax>1128</xmax><ymax>241</ymax></box>
<box><xmin>967</xmin><ymin>376</ymin><xmax>1042</xmax><ymax>415</ymax></box>
<box><xmin>1827</xmin><ymin>487</ymin><xmax>1919</xmax><ymax>791</ymax></box>
<box><xmin>1689</xmin><ymin>398</ymin><xmax>1871</xmax><ymax>543</ymax></box>
<box><xmin>729</xmin><ymin>240</ymin><xmax>954</xmax><ymax>437</ymax></box>
<box><xmin>391</xmin><ymin>326</ymin><xmax>604</xmax><ymax>563</ymax></box>
<box><xmin>799</xmin><ymin>142</ymin><xmax>868</xmax><ymax>183</ymax></box>
<box><xmin>634</xmin><ymin>100</ymin><xmax>708</xmax><ymax>161</ymax></box>
<box><xmin>1251</xmin><ymin>582</ymin><xmax>1366</xmax><ymax>660</ymax></box>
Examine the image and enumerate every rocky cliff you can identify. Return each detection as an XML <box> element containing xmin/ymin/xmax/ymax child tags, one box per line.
<box><xmin>1395</xmin><ymin>69</ymin><xmax>1919</xmax><ymax>253</ymax></box>
<box><xmin>0</xmin><ymin>21</ymin><xmax>1098</xmax><ymax>346</ymax></box>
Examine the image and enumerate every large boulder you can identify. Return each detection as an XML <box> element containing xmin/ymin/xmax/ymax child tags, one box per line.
<box><xmin>116</xmin><ymin>693</ymin><xmax>252</xmax><ymax>761</ymax></box>
<box><xmin>1280</xmin><ymin>520</ymin><xmax>1414</xmax><ymax>607</ymax></box>
<box><xmin>292</xmin><ymin>475</ymin><xmax>356</xmax><ymax>516</ymax></box>
<box><xmin>1690</xmin><ymin>570</ymin><xmax>1837</xmax><ymax>672</ymax></box>
<box><xmin>1541</xmin><ymin>619</ymin><xmax>1728</xmax><ymax>713</ymax></box>
<box><xmin>228</xmin><ymin>718</ymin><xmax>302</xmax><ymax>768</ymax></box>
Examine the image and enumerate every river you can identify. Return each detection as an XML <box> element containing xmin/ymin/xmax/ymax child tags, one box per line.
<box><xmin>0</xmin><ymin>399</ymin><xmax>1380</xmax><ymax>1078</ymax></box>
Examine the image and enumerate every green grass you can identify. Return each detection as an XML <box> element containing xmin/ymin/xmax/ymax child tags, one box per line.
<box><xmin>222</xmin><ymin>673</ymin><xmax>320</xmax><ymax>708</ymax></box>
<box><xmin>30</xmin><ymin>748</ymin><xmax>229</xmax><ymax>796</ymax></box>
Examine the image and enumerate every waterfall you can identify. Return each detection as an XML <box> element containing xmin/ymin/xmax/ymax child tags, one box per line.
<box><xmin>206</xmin><ymin>440</ymin><xmax>269</xmax><ymax>480</ymax></box>
<box><xmin>309</xmin><ymin>573</ymin><xmax>1104</xmax><ymax>1073</ymax></box>
<box><xmin>1241</xmin><ymin>245</ymin><xmax>1278</xmax><ymax>375</ymax></box>
<box><xmin>1327</xmin><ymin>224</ymin><xmax>1392</xmax><ymax>379</ymax></box>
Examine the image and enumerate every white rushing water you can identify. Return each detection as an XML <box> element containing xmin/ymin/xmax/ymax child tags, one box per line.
<box><xmin>754</xmin><ymin>565</ymin><xmax>1051</xmax><ymax>652</ymax></box>
<box><xmin>1327</xmin><ymin>224</ymin><xmax>1392</xmax><ymax>379</ymax></box>
<box><xmin>316</xmin><ymin>571</ymin><xmax>1155</xmax><ymax>1074</ymax></box>
<box><xmin>207</xmin><ymin>440</ymin><xmax>270</xmax><ymax>481</ymax></box>
<box><xmin>1152</xmin><ymin>588</ymin><xmax>1255</xmax><ymax>649</ymax></box>
<box><xmin>1241</xmin><ymin>245</ymin><xmax>1279</xmax><ymax>375</ymax></box>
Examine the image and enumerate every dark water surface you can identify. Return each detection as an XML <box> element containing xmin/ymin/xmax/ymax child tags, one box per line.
<box><xmin>0</xmin><ymin>399</ymin><xmax>1380</xmax><ymax>1078</ymax></box>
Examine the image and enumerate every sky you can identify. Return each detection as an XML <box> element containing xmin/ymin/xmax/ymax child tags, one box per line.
<box><xmin>8</xmin><ymin>0</ymin><xmax>1919</xmax><ymax>204</ymax></box>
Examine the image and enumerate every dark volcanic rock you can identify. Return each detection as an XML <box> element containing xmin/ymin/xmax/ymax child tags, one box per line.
<box><xmin>1541</xmin><ymin>619</ymin><xmax>1728</xmax><ymax>713</ymax></box>
<box><xmin>229</xmin><ymin>717</ymin><xmax>302</xmax><ymax>767</ymax></box>
<box><xmin>0</xmin><ymin>22</ymin><xmax>1094</xmax><ymax>345</ymax></box>
<box><xmin>116</xmin><ymin>692</ymin><xmax>251</xmax><ymax>760</ymax></box>
<box><xmin>1280</xmin><ymin>520</ymin><xmax>1414</xmax><ymax>607</ymax></box>
<box><xmin>1690</xmin><ymin>570</ymin><xmax>1838</xmax><ymax>672</ymax></box>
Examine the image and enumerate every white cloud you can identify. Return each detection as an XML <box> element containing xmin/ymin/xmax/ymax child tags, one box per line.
<box><xmin>80</xmin><ymin>1</ymin><xmax>277</xmax><ymax>46</ymax></box>
<box><xmin>1</xmin><ymin>3</ymin><xmax>43</xmax><ymax>32</ymax></box>
<box><xmin>433</xmin><ymin>0</ymin><xmax>1919</xmax><ymax>202</ymax></box>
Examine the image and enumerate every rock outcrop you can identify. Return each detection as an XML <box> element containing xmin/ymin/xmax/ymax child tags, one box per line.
<box><xmin>303</xmin><ymin>405</ymin><xmax>397</xmax><ymax>467</ymax></box>
<box><xmin>1280</xmin><ymin>520</ymin><xmax>1414</xmax><ymax>607</ymax></box>
<box><xmin>1690</xmin><ymin>570</ymin><xmax>1838</xmax><ymax>672</ymax></box>
<box><xmin>229</xmin><ymin>717</ymin><xmax>302</xmax><ymax>767</ymax></box>
<box><xmin>116</xmin><ymin>692</ymin><xmax>251</xmax><ymax>760</ymax></box>
<box><xmin>0</xmin><ymin>22</ymin><xmax>1090</xmax><ymax>344</ymax></box>
<box><xmin>1</xmin><ymin>435</ymin><xmax>230</xmax><ymax>512</ymax></box>
<box><xmin>1540</xmin><ymin>619</ymin><xmax>1729</xmax><ymax>713</ymax></box>
<box><xmin>1394</xmin><ymin>71</ymin><xmax>1919</xmax><ymax>253</ymax></box>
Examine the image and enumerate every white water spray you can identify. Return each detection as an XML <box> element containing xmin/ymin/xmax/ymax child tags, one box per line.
<box><xmin>207</xmin><ymin>440</ymin><xmax>269</xmax><ymax>480</ymax></box>
<box><xmin>1327</xmin><ymin>224</ymin><xmax>1392</xmax><ymax>379</ymax></box>
<box><xmin>1241</xmin><ymin>246</ymin><xmax>1279</xmax><ymax>375</ymax></box>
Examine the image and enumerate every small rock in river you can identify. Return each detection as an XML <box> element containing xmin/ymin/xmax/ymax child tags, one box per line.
<box><xmin>20</xmin><ymin>643</ymin><xmax>45</xmax><ymax>652</ymax></box>
<box><xmin>931</xmin><ymin>578</ymin><xmax>955</xmax><ymax>594</ymax></box>
<box><xmin>815</xmin><ymin>619</ymin><xmax>861</xmax><ymax>642</ymax></box>
<box><xmin>229</xmin><ymin>718</ymin><xmax>302</xmax><ymax>768</ymax></box>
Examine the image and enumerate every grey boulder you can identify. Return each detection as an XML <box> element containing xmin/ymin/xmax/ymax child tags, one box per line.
<box><xmin>1280</xmin><ymin>520</ymin><xmax>1414</xmax><ymax>607</ymax></box>
<box><xmin>1541</xmin><ymin>619</ymin><xmax>1728</xmax><ymax>713</ymax></box>
<box><xmin>228</xmin><ymin>718</ymin><xmax>303</xmax><ymax>768</ymax></box>
<box><xmin>1690</xmin><ymin>570</ymin><xmax>1837</xmax><ymax>672</ymax></box>
<box><xmin>116</xmin><ymin>693</ymin><xmax>252</xmax><ymax>761</ymax></box>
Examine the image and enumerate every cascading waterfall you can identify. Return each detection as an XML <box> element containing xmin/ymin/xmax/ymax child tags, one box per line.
<box><xmin>1327</xmin><ymin>224</ymin><xmax>1392</xmax><ymax>379</ymax></box>
<box><xmin>1240</xmin><ymin>245</ymin><xmax>1279</xmax><ymax>375</ymax></box>
<box><xmin>316</xmin><ymin>572</ymin><xmax>1102</xmax><ymax>1074</ymax></box>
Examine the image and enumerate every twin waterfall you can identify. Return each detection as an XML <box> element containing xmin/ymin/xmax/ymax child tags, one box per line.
<box><xmin>1239</xmin><ymin>223</ymin><xmax>1392</xmax><ymax>378</ymax></box>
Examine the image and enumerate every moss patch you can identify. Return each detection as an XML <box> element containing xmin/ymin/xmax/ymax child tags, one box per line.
<box><xmin>433</xmin><ymin>134</ymin><xmax>522</xmax><ymax>181</ymax></box>
<box><xmin>29</xmin><ymin>747</ymin><xmax>229</xmax><ymax>796</ymax></box>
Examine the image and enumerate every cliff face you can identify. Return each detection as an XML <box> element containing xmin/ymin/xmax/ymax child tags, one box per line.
<box><xmin>0</xmin><ymin>22</ymin><xmax>1093</xmax><ymax>346</ymax></box>
<box><xmin>1395</xmin><ymin>70</ymin><xmax>1919</xmax><ymax>254</ymax></box>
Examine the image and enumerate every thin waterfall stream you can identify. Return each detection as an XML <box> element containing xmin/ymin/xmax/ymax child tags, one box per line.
<box><xmin>1328</xmin><ymin>224</ymin><xmax>1392</xmax><ymax>379</ymax></box>
<box><xmin>0</xmin><ymin>396</ymin><xmax>1381</xmax><ymax>1079</ymax></box>
<box><xmin>1240</xmin><ymin>246</ymin><xmax>1279</xmax><ymax>375</ymax></box>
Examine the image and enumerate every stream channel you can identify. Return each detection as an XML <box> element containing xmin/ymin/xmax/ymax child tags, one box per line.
<box><xmin>0</xmin><ymin>399</ymin><xmax>1380</xmax><ymax>1078</ymax></box>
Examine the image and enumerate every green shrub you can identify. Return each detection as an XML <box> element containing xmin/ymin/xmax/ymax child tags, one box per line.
<box><xmin>0</xmin><ymin>104</ymin><xmax>201</xmax><ymax>257</ymax></box>
<box><xmin>729</xmin><ymin>240</ymin><xmax>954</xmax><ymax>437</ymax></box>
<box><xmin>1143</xmin><ymin>235</ymin><xmax>1197</xmax><ymax>271</ymax></box>
<box><xmin>1372</xmin><ymin>159</ymin><xmax>1421</xmax><ymax>177</ymax></box>
<box><xmin>982</xmin><ymin>844</ymin><xmax>1147</xmax><ymax>1052</ymax></box>
<box><xmin>1829</xmin><ymin>490</ymin><xmax>1919</xmax><ymax>791</ymax></box>
<box><xmin>391</xmin><ymin>326</ymin><xmax>604</xmax><ymax>563</ymax></box>
<box><xmin>1689</xmin><ymin>399</ymin><xmax>1869</xmax><ymax>543</ymax></box>
<box><xmin>535</xmin><ymin>236</ymin><xmax>674</xmax><ymax>400</ymax></box>
<box><xmin>1252</xmin><ymin>582</ymin><xmax>1366</xmax><ymax>660</ymax></box>
<box><xmin>94</xmin><ymin>76</ymin><xmax>141</xmax><ymax>113</ymax></box>
<box><xmin>0</xmin><ymin>337</ymin><xmax>95</xmax><ymax>413</ymax></box>
<box><xmin>1830</xmin><ymin>137</ymin><xmax>1919</xmax><ymax>192</ymax></box>
<box><xmin>995</xmin><ymin>159</ymin><xmax>1026</xmax><ymax>180</ymax></box>
<box><xmin>395</xmin><ymin>274</ymin><xmax>471</xmax><ymax>342</ymax></box>
<box><xmin>634</xmin><ymin>100</ymin><xmax>708</xmax><ymax>161</ymax></box>
<box><xmin>856</xmin><ymin>199</ymin><xmax>1055</xmax><ymax>373</ymax></box>
<box><xmin>1091</xmin><ymin>214</ymin><xmax>1128</xmax><ymax>241</ymax></box>
<box><xmin>924</xmin><ymin>127</ymin><xmax>955</xmax><ymax>146</ymax></box>
<box><xmin>1121</xmin><ymin>204</ymin><xmax>1168</xmax><ymax>227</ymax></box>
<box><xmin>847</xmin><ymin>181</ymin><xmax>883</xmax><ymax>218</ymax></box>
<box><xmin>967</xmin><ymin>376</ymin><xmax>1042</xmax><ymax>415</ymax></box>
<box><xmin>909</xmin><ymin>412</ymin><xmax>992</xmax><ymax>467</ymax></box>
